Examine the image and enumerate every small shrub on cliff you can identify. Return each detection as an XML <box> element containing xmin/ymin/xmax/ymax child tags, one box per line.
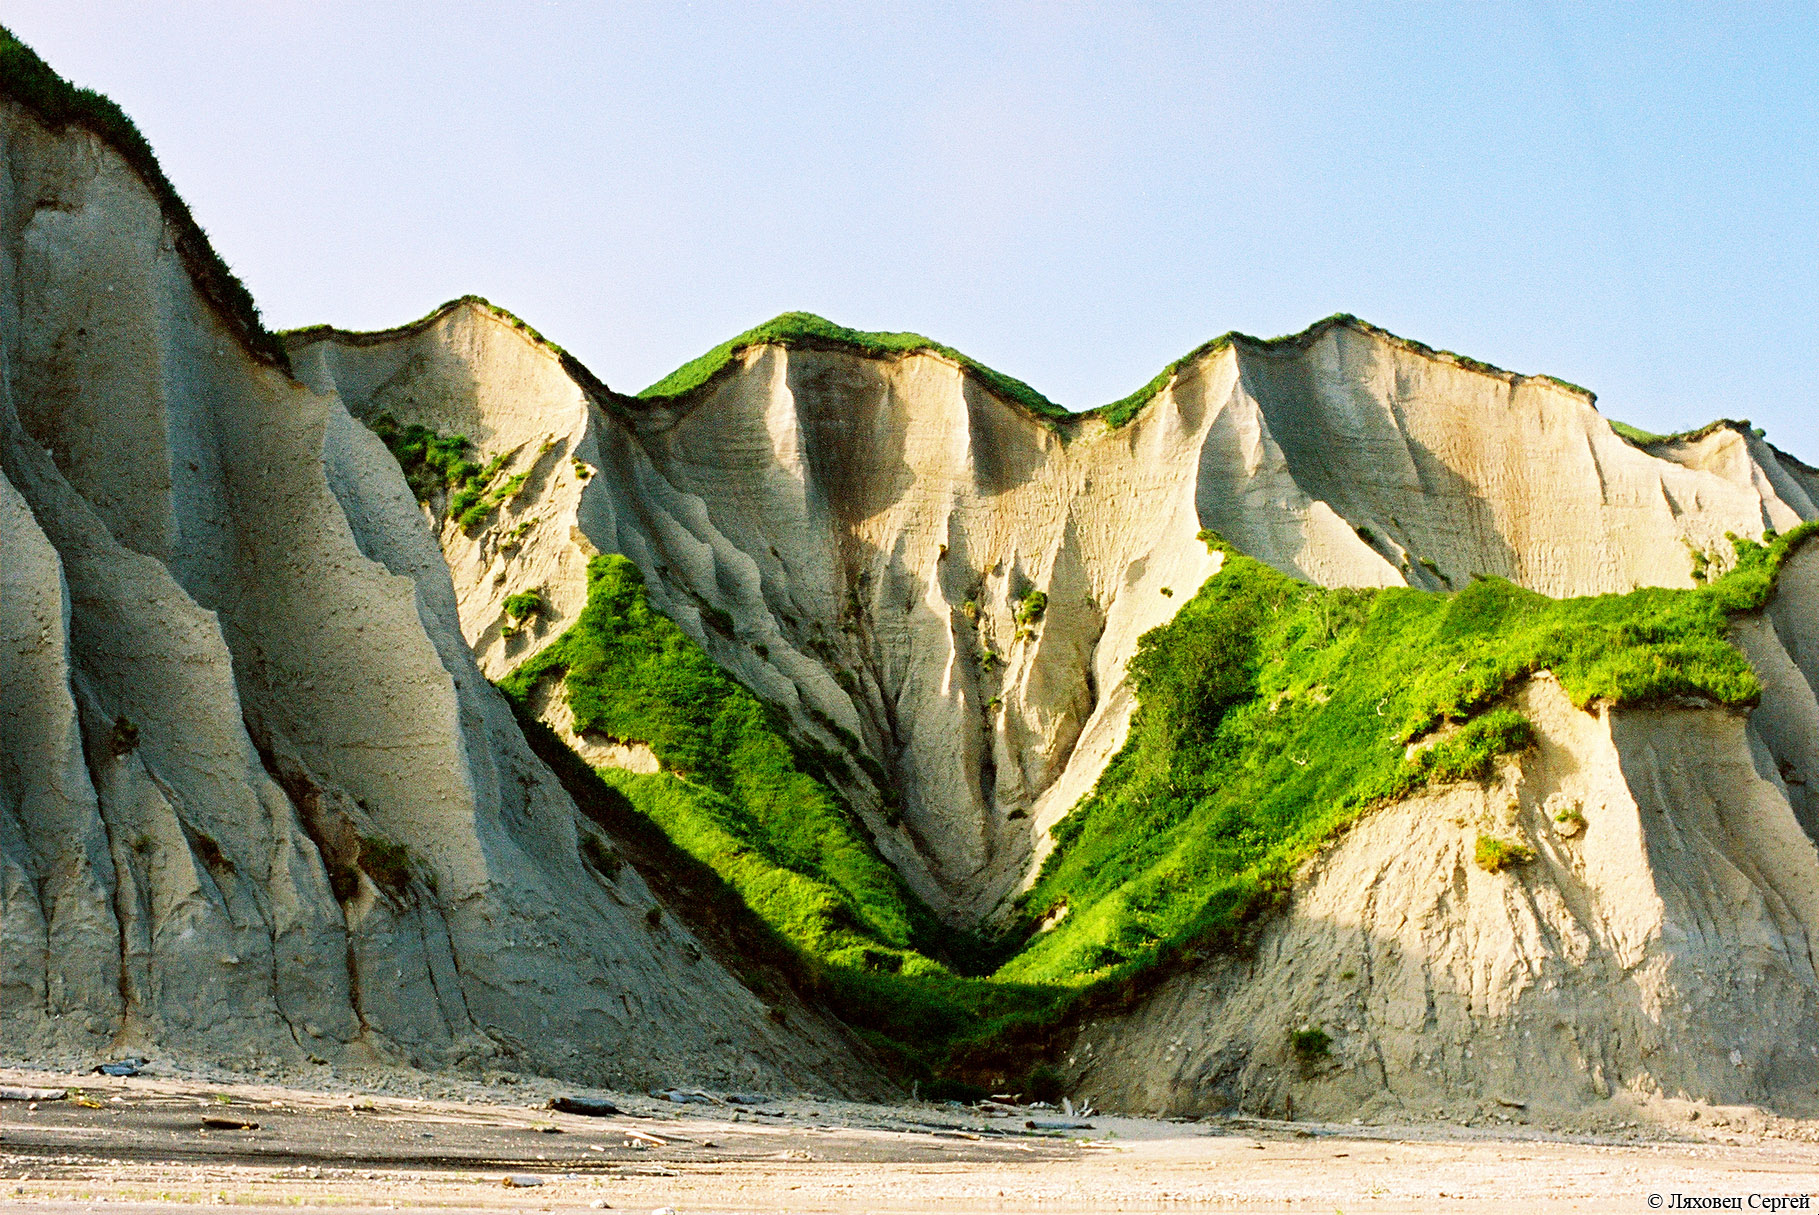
<box><xmin>357</xmin><ymin>834</ymin><xmax>413</xmax><ymax>895</ymax></box>
<box><xmin>1474</xmin><ymin>835</ymin><xmax>1535</xmax><ymax>873</ymax></box>
<box><xmin>503</xmin><ymin>589</ymin><xmax>546</xmax><ymax>623</ymax></box>
<box><xmin>109</xmin><ymin>716</ymin><xmax>140</xmax><ymax>757</ymax></box>
<box><xmin>1015</xmin><ymin>589</ymin><xmax>1048</xmax><ymax>626</ymax></box>
<box><xmin>368</xmin><ymin>415</ymin><xmax>475</xmax><ymax>505</ymax></box>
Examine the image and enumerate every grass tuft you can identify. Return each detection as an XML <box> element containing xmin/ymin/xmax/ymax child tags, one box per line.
<box><xmin>503</xmin><ymin>588</ymin><xmax>546</xmax><ymax>623</ymax></box>
<box><xmin>1474</xmin><ymin>835</ymin><xmax>1535</xmax><ymax>873</ymax></box>
<box><xmin>357</xmin><ymin>834</ymin><xmax>412</xmax><ymax>895</ymax></box>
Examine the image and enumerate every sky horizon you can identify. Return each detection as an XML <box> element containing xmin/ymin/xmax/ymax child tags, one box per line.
<box><xmin>6</xmin><ymin>2</ymin><xmax>1815</xmax><ymax>458</ymax></box>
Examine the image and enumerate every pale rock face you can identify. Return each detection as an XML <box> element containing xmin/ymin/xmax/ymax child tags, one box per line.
<box><xmin>298</xmin><ymin>319</ymin><xmax>1227</xmax><ymax>920</ymax></box>
<box><xmin>1199</xmin><ymin>326</ymin><xmax>1810</xmax><ymax>596</ymax></box>
<box><xmin>0</xmin><ymin>99</ymin><xmax>880</xmax><ymax>1096</ymax></box>
<box><xmin>297</xmin><ymin>298</ymin><xmax>1819</xmax><ymax>1119</ymax></box>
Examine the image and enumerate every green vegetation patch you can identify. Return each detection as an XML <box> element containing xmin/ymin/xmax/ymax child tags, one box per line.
<box><xmin>1001</xmin><ymin>525</ymin><xmax>1814</xmax><ymax>998</ymax></box>
<box><xmin>503</xmin><ymin>589</ymin><xmax>546</xmax><ymax>623</ymax></box>
<box><xmin>500</xmin><ymin>555</ymin><xmax>931</xmax><ymax>964</ymax></box>
<box><xmin>637</xmin><ymin>311</ymin><xmax>1068</xmax><ymax>423</ymax></box>
<box><xmin>0</xmin><ymin>27</ymin><xmax>283</xmax><ymax>366</ymax></box>
<box><xmin>1291</xmin><ymin>1026</ymin><xmax>1332</xmax><ymax>1062</ymax></box>
<box><xmin>357</xmin><ymin>834</ymin><xmax>413</xmax><ymax>895</ymax></box>
<box><xmin>367</xmin><ymin>414</ymin><xmax>520</xmax><ymax>530</ymax></box>
<box><xmin>1474</xmin><ymin>835</ymin><xmax>1535</xmax><ymax>873</ymax></box>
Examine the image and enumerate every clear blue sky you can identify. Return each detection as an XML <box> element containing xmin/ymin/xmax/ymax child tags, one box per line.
<box><xmin>9</xmin><ymin>2</ymin><xmax>1815</xmax><ymax>455</ymax></box>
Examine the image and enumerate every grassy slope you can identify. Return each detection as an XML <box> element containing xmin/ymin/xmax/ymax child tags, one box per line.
<box><xmin>492</xmin><ymin>523</ymin><xmax>1817</xmax><ymax>1084</ymax></box>
<box><xmin>494</xmin><ymin>555</ymin><xmax>1058</xmax><ymax>1073</ymax></box>
<box><xmin>1003</xmin><ymin>525</ymin><xmax>1813</xmax><ymax>994</ymax></box>
<box><xmin>0</xmin><ymin>26</ymin><xmax>283</xmax><ymax>367</ymax></box>
<box><xmin>498</xmin><ymin>556</ymin><xmax>926</xmax><ymax>961</ymax></box>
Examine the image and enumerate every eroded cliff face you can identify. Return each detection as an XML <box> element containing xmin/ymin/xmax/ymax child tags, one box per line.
<box><xmin>0</xmin><ymin>98</ymin><xmax>881</xmax><ymax>1096</ymax></box>
<box><xmin>292</xmin><ymin>304</ymin><xmax>1816</xmax><ymax>931</ymax></box>
<box><xmin>1202</xmin><ymin>326</ymin><xmax>1813</xmax><ymax>596</ymax></box>
<box><xmin>9</xmin><ymin>41</ymin><xmax>1819</xmax><ymax>1122</ymax></box>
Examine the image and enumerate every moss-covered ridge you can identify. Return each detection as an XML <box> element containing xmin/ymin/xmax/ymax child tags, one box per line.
<box><xmin>1091</xmin><ymin>312</ymin><xmax>1598</xmax><ymax>430</ymax></box>
<box><xmin>636</xmin><ymin>310</ymin><xmax>1072</xmax><ymax>424</ymax></box>
<box><xmin>301</xmin><ymin>295</ymin><xmax>1803</xmax><ymax>465</ymax></box>
<box><xmin>632</xmin><ymin>309</ymin><xmax>1612</xmax><ymax>437</ymax></box>
<box><xmin>0</xmin><ymin>26</ymin><xmax>285</xmax><ymax>368</ymax></box>
<box><xmin>281</xmin><ymin>294</ymin><xmax>616</xmax><ymax>402</ymax></box>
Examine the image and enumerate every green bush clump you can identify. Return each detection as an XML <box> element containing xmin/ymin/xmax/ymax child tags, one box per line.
<box><xmin>366</xmin><ymin>414</ymin><xmax>529</xmax><ymax>531</ymax></box>
<box><xmin>368</xmin><ymin>415</ymin><xmax>481</xmax><ymax>503</ymax></box>
<box><xmin>357</xmin><ymin>834</ymin><xmax>413</xmax><ymax>895</ymax></box>
<box><xmin>454</xmin><ymin>463</ymin><xmax>522</xmax><ymax>530</ymax></box>
<box><xmin>1015</xmin><ymin>589</ymin><xmax>1048</xmax><ymax>626</ymax></box>
<box><xmin>1474</xmin><ymin>835</ymin><xmax>1535</xmax><ymax>873</ymax></box>
<box><xmin>503</xmin><ymin>589</ymin><xmax>545</xmax><ymax>623</ymax></box>
<box><xmin>1291</xmin><ymin>1026</ymin><xmax>1332</xmax><ymax>1061</ymax></box>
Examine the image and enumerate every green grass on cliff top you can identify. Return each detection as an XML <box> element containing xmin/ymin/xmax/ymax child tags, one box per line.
<box><xmin>635</xmin><ymin>309</ymin><xmax>1625</xmax><ymax>436</ymax></box>
<box><xmin>498</xmin><ymin>518</ymin><xmax>1815</xmax><ymax>1081</ymax></box>
<box><xmin>636</xmin><ymin>311</ymin><xmax>1071</xmax><ymax>422</ymax></box>
<box><xmin>0</xmin><ymin>26</ymin><xmax>282</xmax><ymax>366</ymax></box>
